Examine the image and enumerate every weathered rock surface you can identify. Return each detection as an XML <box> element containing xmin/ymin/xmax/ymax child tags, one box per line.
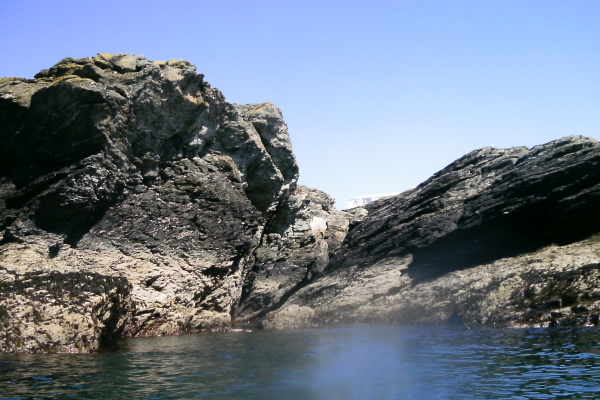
<box><xmin>0</xmin><ymin>54</ymin><xmax>315</xmax><ymax>352</ymax></box>
<box><xmin>234</xmin><ymin>186</ymin><xmax>351</xmax><ymax>320</ymax></box>
<box><xmin>0</xmin><ymin>266</ymin><xmax>133</xmax><ymax>353</ymax></box>
<box><xmin>262</xmin><ymin>136</ymin><xmax>600</xmax><ymax>329</ymax></box>
<box><xmin>1</xmin><ymin>54</ymin><xmax>600</xmax><ymax>353</ymax></box>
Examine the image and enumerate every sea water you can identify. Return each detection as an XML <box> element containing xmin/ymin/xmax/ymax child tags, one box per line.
<box><xmin>1</xmin><ymin>325</ymin><xmax>600</xmax><ymax>399</ymax></box>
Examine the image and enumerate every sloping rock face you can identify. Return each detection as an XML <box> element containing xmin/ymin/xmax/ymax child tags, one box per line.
<box><xmin>0</xmin><ymin>269</ymin><xmax>133</xmax><ymax>353</ymax></box>
<box><xmin>0</xmin><ymin>54</ymin><xmax>350</xmax><ymax>352</ymax></box>
<box><xmin>2</xmin><ymin>54</ymin><xmax>600</xmax><ymax>353</ymax></box>
<box><xmin>234</xmin><ymin>186</ymin><xmax>350</xmax><ymax>321</ymax></box>
<box><xmin>263</xmin><ymin>137</ymin><xmax>600</xmax><ymax>329</ymax></box>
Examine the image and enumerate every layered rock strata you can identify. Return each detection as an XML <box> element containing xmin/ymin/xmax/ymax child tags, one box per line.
<box><xmin>263</xmin><ymin>137</ymin><xmax>600</xmax><ymax>328</ymax></box>
<box><xmin>1</xmin><ymin>54</ymin><xmax>600</xmax><ymax>353</ymax></box>
<box><xmin>0</xmin><ymin>54</ymin><xmax>347</xmax><ymax>352</ymax></box>
<box><xmin>234</xmin><ymin>186</ymin><xmax>350</xmax><ymax>320</ymax></box>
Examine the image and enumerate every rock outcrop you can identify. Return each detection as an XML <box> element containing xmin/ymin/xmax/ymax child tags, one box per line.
<box><xmin>234</xmin><ymin>186</ymin><xmax>350</xmax><ymax>321</ymax></box>
<box><xmin>0</xmin><ymin>54</ymin><xmax>348</xmax><ymax>352</ymax></box>
<box><xmin>262</xmin><ymin>137</ymin><xmax>600</xmax><ymax>329</ymax></box>
<box><xmin>1</xmin><ymin>54</ymin><xmax>599</xmax><ymax>353</ymax></box>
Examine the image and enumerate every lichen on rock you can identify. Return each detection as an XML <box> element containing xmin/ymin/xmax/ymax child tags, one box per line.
<box><xmin>1</xmin><ymin>53</ymin><xmax>600</xmax><ymax>353</ymax></box>
<box><xmin>261</xmin><ymin>136</ymin><xmax>600</xmax><ymax>329</ymax></box>
<box><xmin>0</xmin><ymin>53</ymin><xmax>314</xmax><ymax>352</ymax></box>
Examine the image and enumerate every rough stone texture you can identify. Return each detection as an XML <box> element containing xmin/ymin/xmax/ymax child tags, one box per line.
<box><xmin>2</xmin><ymin>54</ymin><xmax>600</xmax><ymax>353</ymax></box>
<box><xmin>0</xmin><ymin>265</ymin><xmax>133</xmax><ymax>353</ymax></box>
<box><xmin>233</xmin><ymin>186</ymin><xmax>351</xmax><ymax>321</ymax></box>
<box><xmin>0</xmin><ymin>54</ymin><xmax>302</xmax><ymax>352</ymax></box>
<box><xmin>263</xmin><ymin>136</ymin><xmax>600</xmax><ymax>329</ymax></box>
<box><xmin>263</xmin><ymin>235</ymin><xmax>600</xmax><ymax>329</ymax></box>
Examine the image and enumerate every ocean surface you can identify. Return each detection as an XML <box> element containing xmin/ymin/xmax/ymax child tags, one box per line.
<box><xmin>1</xmin><ymin>325</ymin><xmax>600</xmax><ymax>399</ymax></box>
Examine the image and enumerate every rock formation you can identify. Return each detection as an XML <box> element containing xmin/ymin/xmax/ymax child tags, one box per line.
<box><xmin>0</xmin><ymin>54</ymin><xmax>347</xmax><ymax>352</ymax></box>
<box><xmin>234</xmin><ymin>186</ymin><xmax>350</xmax><ymax>320</ymax></box>
<box><xmin>1</xmin><ymin>54</ymin><xmax>599</xmax><ymax>353</ymax></box>
<box><xmin>262</xmin><ymin>137</ymin><xmax>600</xmax><ymax>329</ymax></box>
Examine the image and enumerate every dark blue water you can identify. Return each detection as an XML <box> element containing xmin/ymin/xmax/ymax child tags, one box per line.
<box><xmin>1</xmin><ymin>325</ymin><xmax>600</xmax><ymax>399</ymax></box>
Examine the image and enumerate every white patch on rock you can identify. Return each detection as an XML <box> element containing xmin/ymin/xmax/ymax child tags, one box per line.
<box><xmin>309</xmin><ymin>217</ymin><xmax>327</xmax><ymax>233</ymax></box>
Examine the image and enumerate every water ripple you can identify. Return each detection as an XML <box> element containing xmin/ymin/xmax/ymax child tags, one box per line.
<box><xmin>1</xmin><ymin>326</ymin><xmax>600</xmax><ymax>399</ymax></box>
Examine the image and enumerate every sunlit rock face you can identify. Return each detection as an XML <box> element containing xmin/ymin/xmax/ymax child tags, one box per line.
<box><xmin>233</xmin><ymin>186</ymin><xmax>351</xmax><ymax>321</ymax></box>
<box><xmin>0</xmin><ymin>54</ymin><xmax>311</xmax><ymax>352</ymax></box>
<box><xmin>1</xmin><ymin>54</ymin><xmax>600</xmax><ymax>353</ymax></box>
<box><xmin>263</xmin><ymin>136</ymin><xmax>600</xmax><ymax>329</ymax></box>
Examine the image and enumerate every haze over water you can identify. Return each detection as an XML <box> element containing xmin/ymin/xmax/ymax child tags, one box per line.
<box><xmin>1</xmin><ymin>325</ymin><xmax>600</xmax><ymax>399</ymax></box>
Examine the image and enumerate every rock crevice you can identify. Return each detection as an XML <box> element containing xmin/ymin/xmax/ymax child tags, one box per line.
<box><xmin>262</xmin><ymin>136</ymin><xmax>600</xmax><ymax>329</ymax></box>
<box><xmin>1</xmin><ymin>54</ymin><xmax>599</xmax><ymax>353</ymax></box>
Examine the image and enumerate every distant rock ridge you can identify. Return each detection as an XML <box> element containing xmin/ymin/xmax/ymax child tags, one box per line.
<box><xmin>1</xmin><ymin>54</ymin><xmax>599</xmax><ymax>353</ymax></box>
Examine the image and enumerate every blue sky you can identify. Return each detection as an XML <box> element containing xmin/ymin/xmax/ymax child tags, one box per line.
<box><xmin>2</xmin><ymin>0</ymin><xmax>599</xmax><ymax>207</ymax></box>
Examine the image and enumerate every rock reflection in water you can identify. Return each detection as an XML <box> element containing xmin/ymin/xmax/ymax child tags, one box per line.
<box><xmin>1</xmin><ymin>325</ymin><xmax>600</xmax><ymax>399</ymax></box>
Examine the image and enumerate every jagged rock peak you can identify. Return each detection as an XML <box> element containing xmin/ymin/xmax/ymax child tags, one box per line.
<box><xmin>34</xmin><ymin>53</ymin><xmax>201</xmax><ymax>81</ymax></box>
<box><xmin>0</xmin><ymin>53</ymin><xmax>298</xmax><ymax>214</ymax></box>
<box><xmin>0</xmin><ymin>53</ymin><xmax>306</xmax><ymax>352</ymax></box>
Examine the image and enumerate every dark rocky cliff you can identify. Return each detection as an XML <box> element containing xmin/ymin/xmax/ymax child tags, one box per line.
<box><xmin>262</xmin><ymin>137</ymin><xmax>600</xmax><ymax>329</ymax></box>
<box><xmin>1</xmin><ymin>54</ymin><xmax>599</xmax><ymax>353</ymax></box>
<box><xmin>0</xmin><ymin>54</ymin><xmax>347</xmax><ymax>352</ymax></box>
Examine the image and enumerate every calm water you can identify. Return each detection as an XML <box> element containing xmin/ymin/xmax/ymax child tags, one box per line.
<box><xmin>1</xmin><ymin>325</ymin><xmax>600</xmax><ymax>399</ymax></box>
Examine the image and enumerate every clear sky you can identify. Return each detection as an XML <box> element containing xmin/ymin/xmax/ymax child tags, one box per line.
<box><xmin>2</xmin><ymin>0</ymin><xmax>599</xmax><ymax>208</ymax></box>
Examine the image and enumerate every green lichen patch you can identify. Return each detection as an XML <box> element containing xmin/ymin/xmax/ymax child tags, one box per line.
<box><xmin>51</xmin><ymin>75</ymin><xmax>95</xmax><ymax>86</ymax></box>
<box><xmin>0</xmin><ymin>77</ymin><xmax>25</xmax><ymax>88</ymax></box>
<box><xmin>35</xmin><ymin>57</ymin><xmax>93</xmax><ymax>79</ymax></box>
<box><xmin>166</xmin><ymin>59</ymin><xmax>191</xmax><ymax>68</ymax></box>
<box><xmin>92</xmin><ymin>53</ymin><xmax>113</xmax><ymax>70</ymax></box>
